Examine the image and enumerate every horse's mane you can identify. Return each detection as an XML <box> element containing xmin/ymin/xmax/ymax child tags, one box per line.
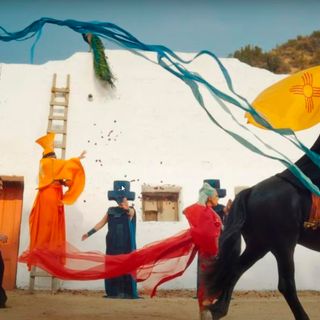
<box><xmin>277</xmin><ymin>135</ymin><xmax>320</xmax><ymax>189</ymax></box>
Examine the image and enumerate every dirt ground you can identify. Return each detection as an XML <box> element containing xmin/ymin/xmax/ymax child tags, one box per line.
<box><xmin>2</xmin><ymin>289</ymin><xmax>319</xmax><ymax>320</ymax></box>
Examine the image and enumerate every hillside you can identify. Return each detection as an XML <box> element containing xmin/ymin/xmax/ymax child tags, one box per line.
<box><xmin>230</xmin><ymin>31</ymin><xmax>320</xmax><ymax>74</ymax></box>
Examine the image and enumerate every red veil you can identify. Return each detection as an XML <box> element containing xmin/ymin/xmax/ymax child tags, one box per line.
<box><xmin>20</xmin><ymin>203</ymin><xmax>221</xmax><ymax>297</ymax></box>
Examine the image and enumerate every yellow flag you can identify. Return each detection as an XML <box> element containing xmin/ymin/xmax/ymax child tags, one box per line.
<box><xmin>245</xmin><ymin>66</ymin><xmax>320</xmax><ymax>131</ymax></box>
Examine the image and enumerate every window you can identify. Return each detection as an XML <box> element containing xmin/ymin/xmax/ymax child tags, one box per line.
<box><xmin>141</xmin><ymin>185</ymin><xmax>181</xmax><ymax>222</ymax></box>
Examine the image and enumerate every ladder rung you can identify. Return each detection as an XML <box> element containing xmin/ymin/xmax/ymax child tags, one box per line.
<box><xmin>52</xmin><ymin>87</ymin><xmax>69</xmax><ymax>94</ymax></box>
<box><xmin>30</xmin><ymin>269</ymin><xmax>51</xmax><ymax>277</ymax></box>
<box><xmin>50</xmin><ymin>101</ymin><xmax>68</xmax><ymax>107</ymax></box>
<box><xmin>31</xmin><ymin>273</ymin><xmax>53</xmax><ymax>278</ymax></box>
<box><xmin>48</xmin><ymin>123</ymin><xmax>66</xmax><ymax>131</ymax></box>
<box><xmin>49</xmin><ymin>115</ymin><xmax>67</xmax><ymax>121</ymax></box>
<box><xmin>52</xmin><ymin>129</ymin><xmax>66</xmax><ymax>134</ymax></box>
<box><xmin>54</xmin><ymin>142</ymin><xmax>66</xmax><ymax>149</ymax></box>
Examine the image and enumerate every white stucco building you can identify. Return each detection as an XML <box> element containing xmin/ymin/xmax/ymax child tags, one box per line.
<box><xmin>0</xmin><ymin>50</ymin><xmax>319</xmax><ymax>291</ymax></box>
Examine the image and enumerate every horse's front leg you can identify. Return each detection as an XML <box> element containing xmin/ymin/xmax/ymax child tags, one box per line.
<box><xmin>273</xmin><ymin>247</ymin><xmax>310</xmax><ymax>320</ymax></box>
<box><xmin>201</xmin><ymin>243</ymin><xmax>269</xmax><ymax>320</ymax></box>
<box><xmin>200</xmin><ymin>281</ymin><xmax>237</xmax><ymax>320</ymax></box>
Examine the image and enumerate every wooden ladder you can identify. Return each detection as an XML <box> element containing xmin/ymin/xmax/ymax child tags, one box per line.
<box><xmin>48</xmin><ymin>73</ymin><xmax>70</xmax><ymax>159</ymax></box>
<box><xmin>29</xmin><ymin>73</ymin><xmax>71</xmax><ymax>293</ymax></box>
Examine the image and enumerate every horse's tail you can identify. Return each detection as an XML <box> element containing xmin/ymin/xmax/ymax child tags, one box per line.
<box><xmin>206</xmin><ymin>187</ymin><xmax>251</xmax><ymax>296</ymax></box>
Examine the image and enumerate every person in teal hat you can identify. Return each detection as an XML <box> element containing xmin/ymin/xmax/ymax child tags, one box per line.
<box><xmin>194</xmin><ymin>179</ymin><xmax>232</xmax><ymax>300</ymax></box>
<box><xmin>184</xmin><ymin>182</ymin><xmax>222</xmax><ymax>310</ymax></box>
<box><xmin>203</xmin><ymin>179</ymin><xmax>232</xmax><ymax>223</ymax></box>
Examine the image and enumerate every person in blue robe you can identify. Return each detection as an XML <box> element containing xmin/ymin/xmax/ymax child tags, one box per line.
<box><xmin>82</xmin><ymin>181</ymin><xmax>138</xmax><ymax>298</ymax></box>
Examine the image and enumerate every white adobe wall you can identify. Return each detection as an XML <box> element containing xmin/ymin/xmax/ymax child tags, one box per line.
<box><xmin>0</xmin><ymin>50</ymin><xmax>319</xmax><ymax>291</ymax></box>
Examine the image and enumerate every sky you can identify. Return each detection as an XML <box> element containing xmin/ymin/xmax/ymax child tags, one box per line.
<box><xmin>0</xmin><ymin>0</ymin><xmax>320</xmax><ymax>64</ymax></box>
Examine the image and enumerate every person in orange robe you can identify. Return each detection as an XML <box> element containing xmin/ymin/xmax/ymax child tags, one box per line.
<box><xmin>20</xmin><ymin>133</ymin><xmax>86</xmax><ymax>269</ymax></box>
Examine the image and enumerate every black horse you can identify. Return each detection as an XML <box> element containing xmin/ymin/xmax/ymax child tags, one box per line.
<box><xmin>203</xmin><ymin>135</ymin><xmax>320</xmax><ymax>320</ymax></box>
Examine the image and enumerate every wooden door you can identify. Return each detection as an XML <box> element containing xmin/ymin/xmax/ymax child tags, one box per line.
<box><xmin>0</xmin><ymin>177</ymin><xmax>24</xmax><ymax>290</ymax></box>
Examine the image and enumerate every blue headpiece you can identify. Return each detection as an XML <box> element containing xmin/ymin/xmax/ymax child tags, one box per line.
<box><xmin>107</xmin><ymin>180</ymin><xmax>135</xmax><ymax>203</ymax></box>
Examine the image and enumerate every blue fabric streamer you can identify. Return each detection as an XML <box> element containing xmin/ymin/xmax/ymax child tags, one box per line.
<box><xmin>1</xmin><ymin>17</ymin><xmax>320</xmax><ymax>194</ymax></box>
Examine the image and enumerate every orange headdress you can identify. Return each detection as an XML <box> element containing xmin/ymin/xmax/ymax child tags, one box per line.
<box><xmin>36</xmin><ymin>132</ymin><xmax>55</xmax><ymax>156</ymax></box>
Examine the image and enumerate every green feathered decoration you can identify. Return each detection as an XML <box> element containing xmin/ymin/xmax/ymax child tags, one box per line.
<box><xmin>83</xmin><ymin>33</ymin><xmax>115</xmax><ymax>87</ymax></box>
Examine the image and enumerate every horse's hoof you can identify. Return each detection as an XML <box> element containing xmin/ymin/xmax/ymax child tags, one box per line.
<box><xmin>200</xmin><ymin>309</ymin><xmax>213</xmax><ymax>320</ymax></box>
<box><xmin>206</xmin><ymin>304</ymin><xmax>227</xmax><ymax>320</ymax></box>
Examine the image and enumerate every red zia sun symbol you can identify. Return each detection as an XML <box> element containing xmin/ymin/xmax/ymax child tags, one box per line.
<box><xmin>290</xmin><ymin>72</ymin><xmax>320</xmax><ymax>113</ymax></box>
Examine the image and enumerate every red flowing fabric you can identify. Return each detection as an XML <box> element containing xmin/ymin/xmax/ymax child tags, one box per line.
<box><xmin>19</xmin><ymin>203</ymin><xmax>221</xmax><ymax>298</ymax></box>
